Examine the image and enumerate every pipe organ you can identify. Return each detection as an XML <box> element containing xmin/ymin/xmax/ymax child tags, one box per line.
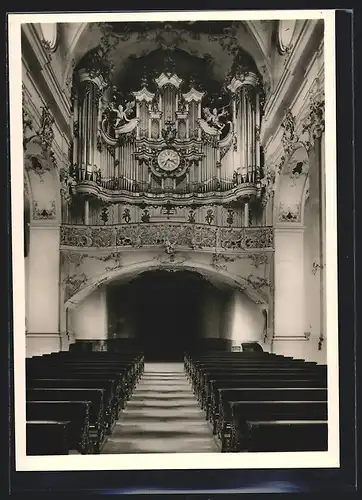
<box><xmin>68</xmin><ymin>68</ymin><xmax>264</xmax><ymax>226</ymax></box>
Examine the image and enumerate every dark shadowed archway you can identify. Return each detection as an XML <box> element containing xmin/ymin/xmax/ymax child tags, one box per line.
<box><xmin>107</xmin><ymin>269</ymin><xmax>221</xmax><ymax>361</ymax></box>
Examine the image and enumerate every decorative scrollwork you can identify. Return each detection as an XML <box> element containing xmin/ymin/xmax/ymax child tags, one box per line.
<box><xmin>248</xmin><ymin>252</ymin><xmax>268</xmax><ymax>268</ymax></box>
<box><xmin>281</xmin><ymin>109</ymin><xmax>298</xmax><ymax>154</ymax></box>
<box><xmin>60</xmin><ymin>223</ymin><xmax>274</xmax><ymax>250</ymax></box>
<box><xmin>37</xmin><ymin>106</ymin><xmax>55</xmax><ymax>150</ymax></box>
<box><xmin>161</xmin><ymin>121</ymin><xmax>177</xmax><ymax>145</ymax></box>
<box><xmin>302</xmin><ymin>96</ymin><xmax>325</xmax><ymax>150</ymax></box>
<box><xmin>33</xmin><ymin>200</ymin><xmax>56</xmax><ymax>220</ymax></box>
<box><xmin>62</xmin><ymin>272</ymin><xmax>88</xmax><ymax>300</ymax></box>
<box><xmin>23</xmin><ymin>105</ymin><xmax>55</xmax><ymax>152</ymax></box>
<box><xmin>278</xmin><ymin>203</ymin><xmax>301</xmax><ymax>222</ymax></box>
<box><xmin>220</xmin><ymin>227</ymin><xmax>273</xmax><ymax>250</ymax></box>
<box><xmin>211</xmin><ymin>253</ymin><xmax>243</xmax><ymax>271</ymax></box>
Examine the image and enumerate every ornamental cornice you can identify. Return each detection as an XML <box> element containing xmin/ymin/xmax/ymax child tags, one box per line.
<box><xmin>72</xmin><ymin>180</ymin><xmax>260</xmax><ymax>206</ymax></box>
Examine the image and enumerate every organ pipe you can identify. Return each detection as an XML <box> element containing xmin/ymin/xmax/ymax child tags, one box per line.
<box><xmin>84</xmin><ymin>199</ymin><xmax>89</xmax><ymax>225</ymax></box>
<box><xmin>244</xmin><ymin>202</ymin><xmax>249</xmax><ymax>227</ymax></box>
<box><xmin>255</xmin><ymin>92</ymin><xmax>261</xmax><ymax>174</ymax></box>
<box><xmin>71</xmin><ymin>69</ymin><xmax>262</xmax><ymax>205</ymax></box>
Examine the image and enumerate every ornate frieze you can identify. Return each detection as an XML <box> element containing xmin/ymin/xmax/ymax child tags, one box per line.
<box><xmin>60</xmin><ymin>223</ymin><xmax>274</xmax><ymax>250</ymax></box>
<box><xmin>220</xmin><ymin>226</ymin><xmax>274</xmax><ymax>250</ymax></box>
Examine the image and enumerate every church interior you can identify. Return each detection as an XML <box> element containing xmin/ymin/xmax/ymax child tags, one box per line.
<box><xmin>21</xmin><ymin>19</ymin><xmax>328</xmax><ymax>455</ymax></box>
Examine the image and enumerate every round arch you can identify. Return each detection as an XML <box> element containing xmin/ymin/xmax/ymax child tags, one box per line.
<box><xmin>273</xmin><ymin>143</ymin><xmax>309</xmax><ymax>224</ymax></box>
<box><xmin>64</xmin><ymin>258</ymin><xmax>270</xmax><ymax>311</ymax></box>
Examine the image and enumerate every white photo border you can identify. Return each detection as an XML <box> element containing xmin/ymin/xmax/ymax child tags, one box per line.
<box><xmin>9</xmin><ymin>9</ymin><xmax>339</xmax><ymax>472</ymax></box>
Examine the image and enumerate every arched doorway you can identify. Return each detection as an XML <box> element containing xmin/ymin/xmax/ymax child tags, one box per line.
<box><xmin>107</xmin><ymin>270</ymin><xmax>225</xmax><ymax>361</ymax></box>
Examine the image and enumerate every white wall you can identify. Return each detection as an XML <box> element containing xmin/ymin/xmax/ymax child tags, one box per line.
<box><xmin>271</xmin><ymin>214</ymin><xmax>326</xmax><ymax>364</ymax></box>
<box><xmin>68</xmin><ymin>287</ymin><xmax>108</xmax><ymax>339</ymax></box>
<box><xmin>199</xmin><ymin>287</ymin><xmax>223</xmax><ymax>339</ymax></box>
<box><xmin>27</xmin><ymin>227</ymin><xmax>60</xmax><ymax>334</ymax></box>
<box><xmin>223</xmin><ymin>289</ymin><xmax>264</xmax><ymax>346</ymax></box>
<box><xmin>26</xmin><ymin>334</ymin><xmax>61</xmax><ymax>357</ymax></box>
<box><xmin>274</xmin><ymin>227</ymin><xmax>305</xmax><ymax>337</ymax></box>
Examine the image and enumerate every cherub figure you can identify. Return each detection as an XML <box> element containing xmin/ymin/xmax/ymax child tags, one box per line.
<box><xmin>111</xmin><ymin>100</ymin><xmax>136</xmax><ymax>128</ymax></box>
<box><xmin>164</xmin><ymin>237</ymin><xmax>175</xmax><ymax>256</ymax></box>
<box><xmin>203</xmin><ymin>105</ymin><xmax>228</xmax><ymax>131</ymax></box>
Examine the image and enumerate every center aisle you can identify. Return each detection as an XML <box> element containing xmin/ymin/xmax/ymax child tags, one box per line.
<box><xmin>101</xmin><ymin>362</ymin><xmax>221</xmax><ymax>454</ymax></box>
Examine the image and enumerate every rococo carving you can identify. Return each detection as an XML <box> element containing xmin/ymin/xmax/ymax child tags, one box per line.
<box><xmin>211</xmin><ymin>253</ymin><xmax>243</xmax><ymax>271</ymax></box>
<box><xmin>302</xmin><ymin>96</ymin><xmax>325</xmax><ymax>150</ymax></box>
<box><xmin>220</xmin><ymin>227</ymin><xmax>274</xmax><ymax>250</ymax></box>
<box><xmin>60</xmin><ymin>223</ymin><xmax>274</xmax><ymax>250</ymax></box>
<box><xmin>248</xmin><ymin>252</ymin><xmax>268</xmax><ymax>268</ymax></box>
<box><xmin>278</xmin><ymin>203</ymin><xmax>301</xmax><ymax>222</ymax></box>
<box><xmin>281</xmin><ymin>109</ymin><xmax>298</xmax><ymax>154</ymax></box>
<box><xmin>33</xmin><ymin>200</ymin><xmax>56</xmax><ymax>220</ymax></box>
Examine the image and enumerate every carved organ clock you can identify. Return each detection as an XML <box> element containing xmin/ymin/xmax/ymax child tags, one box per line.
<box><xmin>157</xmin><ymin>149</ymin><xmax>181</xmax><ymax>172</ymax></box>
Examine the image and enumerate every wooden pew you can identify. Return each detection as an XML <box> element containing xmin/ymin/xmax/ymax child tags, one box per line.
<box><xmin>26</xmin><ymin>361</ymin><xmax>137</xmax><ymax>394</ymax></box>
<box><xmin>199</xmin><ymin>369</ymin><xmax>327</xmax><ymax>410</ymax></box>
<box><xmin>207</xmin><ymin>380</ymin><xmax>327</xmax><ymax>429</ymax></box>
<box><xmin>226</xmin><ymin>400</ymin><xmax>328</xmax><ymax>452</ymax></box>
<box><xmin>238</xmin><ymin>420</ymin><xmax>328</xmax><ymax>452</ymax></box>
<box><xmin>26</xmin><ymin>388</ymin><xmax>105</xmax><ymax>452</ymax></box>
<box><xmin>192</xmin><ymin>362</ymin><xmax>326</xmax><ymax>390</ymax></box>
<box><xmin>26</xmin><ymin>378</ymin><xmax>116</xmax><ymax>434</ymax></box>
<box><xmin>26</xmin><ymin>401</ymin><xmax>91</xmax><ymax>454</ymax></box>
<box><xmin>26</xmin><ymin>368</ymin><xmax>130</xmax><ymax>415</ymax></box>
<box><xmin>26</xmin><ymin>421</ymin><xmax>71</xmax><ymax>456</ymax></box>
<box><xmin>215</xmin><ymin>388</ymin><xmax>327</xmax><ymax>440</ymax></box>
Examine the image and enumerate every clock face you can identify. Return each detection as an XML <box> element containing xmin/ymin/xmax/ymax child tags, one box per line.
<box><xmin>157</xmin><ymin>149</ymin><xmax>181</xmax><ymax>172</ymax></box>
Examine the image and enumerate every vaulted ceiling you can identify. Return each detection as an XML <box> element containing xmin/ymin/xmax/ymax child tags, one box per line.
<box><xmin>70</xmin><ymin>21</ymin><xmax>274</xmax><ymax>94</ymax></box>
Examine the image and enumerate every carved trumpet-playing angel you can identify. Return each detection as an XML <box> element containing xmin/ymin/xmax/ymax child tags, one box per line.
<box><xmin>103</xmin><ymin>100</ymin><xmax>136</xmax><ymax>132</ymax></box>
<box><xmin>202</xmin><ymin>105</ymin><xmax>229</xmax><ymax>131</ymax></box>
<box><xmin>111</xmin><ymin>100</ymin><xmax>136</xmax><ymax>128</ymax></box>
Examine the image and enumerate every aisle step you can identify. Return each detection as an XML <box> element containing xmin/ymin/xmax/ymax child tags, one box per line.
<box><xmin>101</xmin><ymin>362</ymin><xmax>220</xmax><ymax>454</ymax></box>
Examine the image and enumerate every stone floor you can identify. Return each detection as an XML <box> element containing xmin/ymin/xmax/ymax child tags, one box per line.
<box><xmin>101</xmin><ymin>362</ymin><xmax>221</xmax><ymax>454</ymax></box>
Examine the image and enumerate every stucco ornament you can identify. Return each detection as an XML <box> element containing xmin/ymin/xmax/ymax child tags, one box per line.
<box><xmin>301</xmin><ymin>95</ymin><xmax>325</xmax><ymax>150</ymax></box>
<box><xmin>281</xmin><ymin>109</ymin><xmax>299</xmax><ymax>154</ymax></box>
